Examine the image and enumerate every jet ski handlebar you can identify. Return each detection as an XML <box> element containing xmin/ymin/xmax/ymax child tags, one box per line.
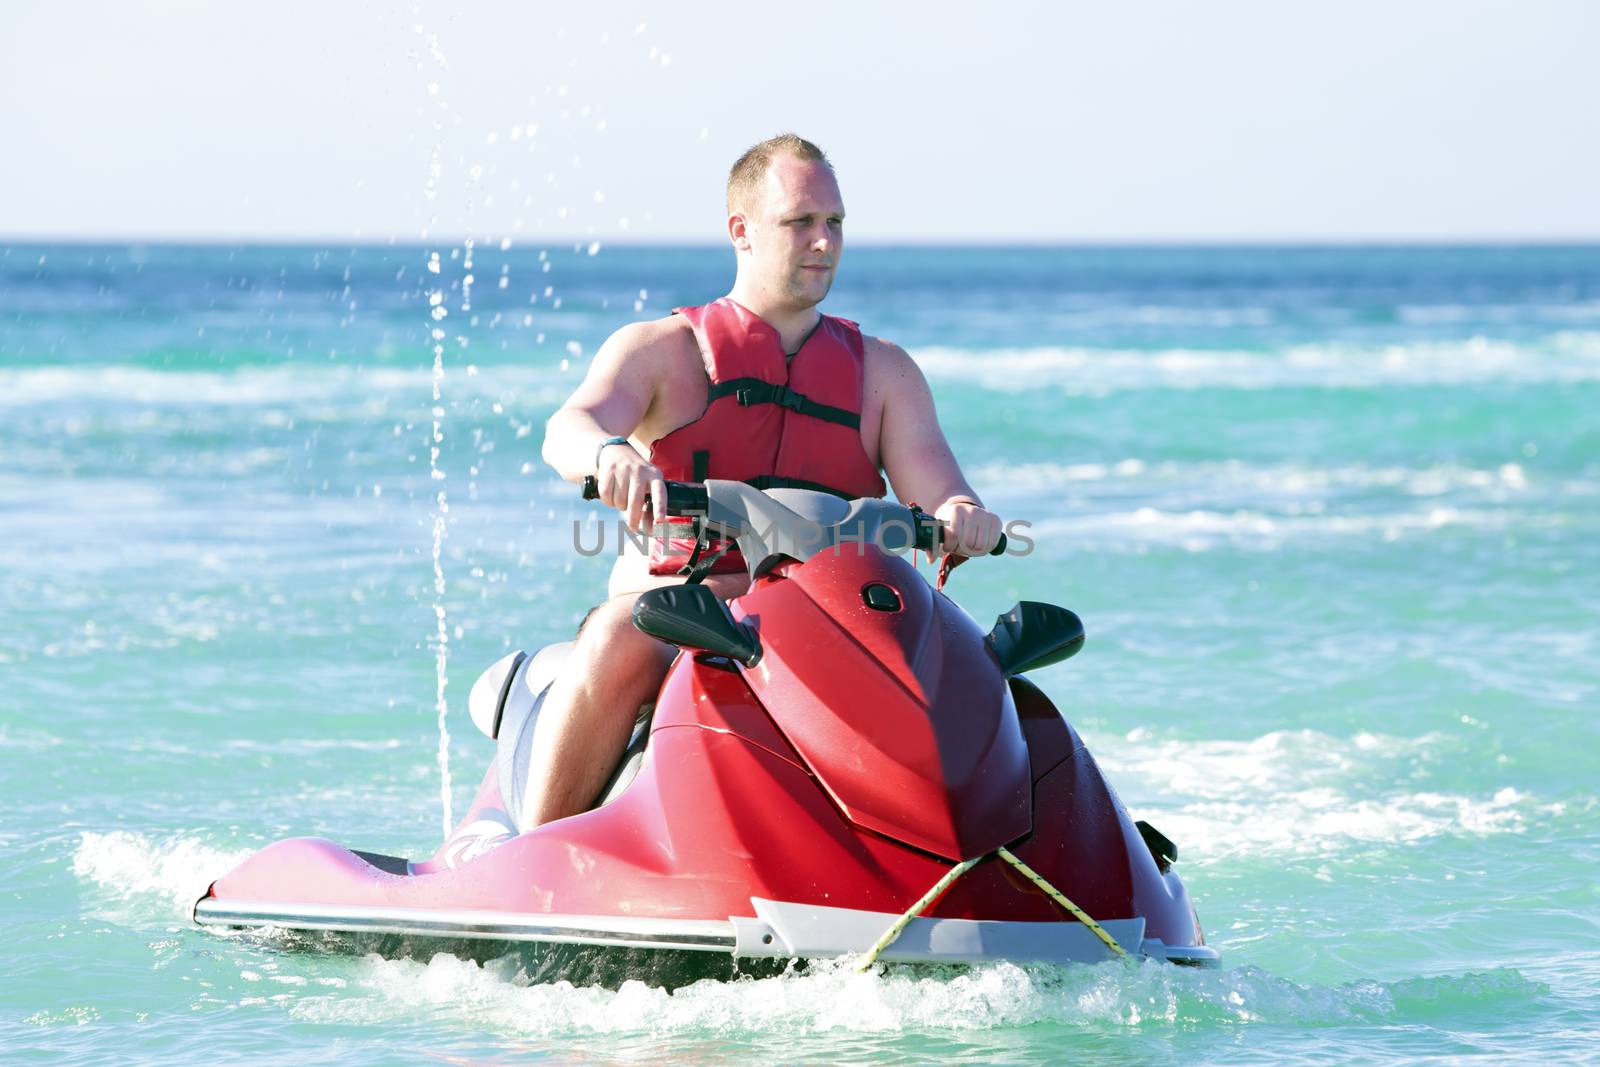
<box><xmin>580</xmin><ymin>475</ymin><xmax>1005</xmax><ymax>556</ymax></box>
<box><xmin>582</xmin><ymin>474</ymin><xmax>707</xmax><ymax>517</ymax></box>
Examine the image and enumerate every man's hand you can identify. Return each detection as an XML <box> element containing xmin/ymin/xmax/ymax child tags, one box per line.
<box><xmin>596</xmin><ymin>442</ymin><xmax>668</xmax><ymax>535</ymax></box>
<box><xmin>933</xmin><ymin>498</ymin><xmax>1002</xmax><ymax>557</ymax></box>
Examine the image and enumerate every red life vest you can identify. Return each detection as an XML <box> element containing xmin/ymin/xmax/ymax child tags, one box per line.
<box><xmin>646</xmin><ymin>297</ymin><xmax>887</xmax><ymax>575</ymax></box>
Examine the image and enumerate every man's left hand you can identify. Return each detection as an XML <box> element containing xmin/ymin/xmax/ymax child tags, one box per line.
<box><xmin>933</xmin><ymin>498</ymin><xmax>1002</xmax><ymax>557</ymax></box>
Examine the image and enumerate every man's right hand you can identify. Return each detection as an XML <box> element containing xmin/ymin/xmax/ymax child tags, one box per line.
<box><xmin>595</xmin><ymin>441</ymin><xmax>668</xmax><ymax>535</ymax></box>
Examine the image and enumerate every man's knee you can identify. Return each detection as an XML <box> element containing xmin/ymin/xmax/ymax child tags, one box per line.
<box><xmin>567</xmin><ymin>594</ymin><xmax>672</xmax><ymax>700</ymax></box>
<box><xmin>574</xmin><ymin>594</ymin><xmax>670</xmax><ymax>673</ymax></box>
<box><xmin>575</xmin><ymin>600</ymin><xmax>605</xmax><ymax>638</ymax></box>
<box><xmin>577</xmin><ymin>593</ymin><xmax>640</xmax><ymax>640</ymax></box>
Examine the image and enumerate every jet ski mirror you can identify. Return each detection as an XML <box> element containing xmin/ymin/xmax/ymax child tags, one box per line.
<box><xmin>986</xmin><ymin>601</ymin><xmax>1085</xmax><ymax>676</ymax></box>
<box><xmin>632</xmin><ymin>585</ymin><xmax>762</xmax><ymax>667</ymax></box>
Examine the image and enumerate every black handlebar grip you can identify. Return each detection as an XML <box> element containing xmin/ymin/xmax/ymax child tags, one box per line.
<box><xmin>580</xmin><ymin>475</ymin><xmax>706</xmax><ymax>517</ymax></box>
<box><xmin>912</xmin><ymin>509</ymin><xmax>1008</xmax><ymax>556</ymax></box>
<box><xmin>663</xmin><ymin>482</ymin><xmax>709</xmax><ymax>516</ymax></box>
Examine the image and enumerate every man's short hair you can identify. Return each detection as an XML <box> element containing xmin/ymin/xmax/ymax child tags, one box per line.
<box><xmin>726</xmin><ymin>134</ymin><xmax>832</xmax><ymax>216</ymax></box>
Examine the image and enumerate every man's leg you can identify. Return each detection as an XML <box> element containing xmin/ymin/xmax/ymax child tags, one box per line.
<box><xmin>520</xmin><ymin>592</ymin><xmax>674</xmax><ymax>827</ymax></box>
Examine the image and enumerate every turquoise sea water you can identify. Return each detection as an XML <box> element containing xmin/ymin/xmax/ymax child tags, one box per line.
<box><xmin>3</xmin><ymin>243</ymin><xmax>1598</xmax><ymax>1063</ymax></box>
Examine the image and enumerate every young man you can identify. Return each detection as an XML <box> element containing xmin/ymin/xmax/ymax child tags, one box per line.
<box><xmin>532</xmin><ymin>134</ymin><xmax>1000</xmax><ymax>826</ymax></box>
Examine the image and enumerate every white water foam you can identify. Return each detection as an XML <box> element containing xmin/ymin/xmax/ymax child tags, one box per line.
<box><xmin>980</xmin><ymin>459</ymin><xmax>1533</xmax><ymax>498</ymax></box>
<box><xmin>428</xmin><ymin>295</ymin><xmax>454</xmax><ymax>837</ymax></box>
<box><xmin>1399</xmin><ymin>301</ymin><xmax>1600</xmax><ymax>326</ymax></box>
<box><xmin>284</xmin><ymin>949</ymin><xmax>1540</xmax><ymax>1038</ymax></box>
<box><xmin>287</xmin><ymin>954</ymin><xmax>1182</xmax><ymax>1034</ymax></box>
<box><xmin>10</xmin><ymin>331</ymin><xmax>1600</xmax><ymax>411</ymax></box>
<box><xmin>975</xmin><ymin>458</ymin><xmax>1558</xmax><ymax>552</ymax></box>
<box><xmin>1024</xmin><ymin>503</ymin><xmax>1537</xmax><ymax>553</ymax></box>
<box><xmin>420</xmin><ymin>15</ymin><xmax>466</xmax><ymax>841</ymax></box>
<box><xmin>1152</xmin><ymin>788</ymin><xmax>1533</xmax><ymax>863</ymax></box>
<box><xmin>72</xmin><ymin>831</ymin><xmax>252</xmax><ymax>920</ymax></box>
<box><xmin>912</xmin><ymin>333</ymin><xmax>1600</xmax><ymax>393</ymax></box>
<box><xmin>1094</xmin><ymin>730</ymin><xmax>1549</xmax><ymax>861</ymax></box>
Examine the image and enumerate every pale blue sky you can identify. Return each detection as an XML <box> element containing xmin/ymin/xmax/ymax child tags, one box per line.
<box><xmin>3</xmin><ymin>1</ymin><xmax>1597</xmax><ymax>243</ymax></box>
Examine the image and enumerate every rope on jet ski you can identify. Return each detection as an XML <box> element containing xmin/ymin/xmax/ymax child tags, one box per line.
<box><xmin>997</xmin><ymin>846</ymin><xmax>1128</xmax><ymax>958</ymax></box>
<box><xmin>855</xmin><ymin>848</ymin><xmax>1129</xmax><ymax>971</ymax></box>
<box><xmin>855</xmin><ymin>855</ymin><xmax>983</xmax><ymax>972</ymax></box>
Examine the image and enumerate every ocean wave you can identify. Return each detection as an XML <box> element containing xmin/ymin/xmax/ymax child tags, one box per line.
<box><xmin>1097</xmin><ymin>728</ymin><xmax>1436</xmax><ymax>799</ymax></box>
<box><xmin>0</xmin><ymin>722</ymin><xmax>66</xmax><ymax>749</ymax></box>
<box><xmin>1399</xmin><ymin>302</ymin><xmax>1600</xmax><ymax>326</ymax></box>
<box><xmin>979</xmin><ymin>459</ymin><xmax>1533</xmax><ymax>498</ymax></box>
<box><xmin>912</xmin><ymin>334</ymin><xmax>1600</xmax><ymax>392</ymax></box>
<box><xmin>0</xmin><ymin>364</ymin><xmax>573</xmax><ymax>409</ymax></box>
<box><xmin>1145</xmin><ymin>789</ymin><xmax>1533</xmax><ymax>863</ymax></box>
<box><xmin>8</xmin><ymin>332</ymin><xmax>1600</xmax><ymax>410</ymax></box>
<box><xmin>1023</xmin><ymin>503</ymin><xmax>1545</xmax><ymax>552</ymax></box>
<box><xmin>1094</xmin><ymin>730</ymin><xmax>1554</xmax><ymax>860</ymax></box>
<box><xmin>973</xmin><ymin>458</ymin><xmax>1574</xmax><ymax>552</ymax></box>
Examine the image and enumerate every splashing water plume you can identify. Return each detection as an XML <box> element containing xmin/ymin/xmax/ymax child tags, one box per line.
<box><xmin>419</xmin><ymin>18</ymin><xmax>454</xmax><ymax>835</ymax></box>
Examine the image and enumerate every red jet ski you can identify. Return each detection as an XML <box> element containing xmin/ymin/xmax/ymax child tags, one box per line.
<box><xmin>193</xmin><ymin>481</ymin><xmax>1217</xmax><ymax>979</ymax></box>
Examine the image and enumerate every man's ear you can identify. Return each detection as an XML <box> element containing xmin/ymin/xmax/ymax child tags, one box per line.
<box><xmin>727</xmin><ymin>212</ymin><xmax>752</xmax><ymax>252</ymax></box>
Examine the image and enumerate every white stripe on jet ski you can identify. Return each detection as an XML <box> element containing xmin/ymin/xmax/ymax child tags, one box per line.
<box><xmin>192</xmin><ymin>898</ymin><xmax>737</xmax><ymax>952</ymax></box>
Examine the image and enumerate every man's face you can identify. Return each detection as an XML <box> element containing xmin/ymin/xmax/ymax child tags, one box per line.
<box><xmin>736</xmin><ymin>155</ymin><xmax>845</xmax><ymax>311</ymax></box>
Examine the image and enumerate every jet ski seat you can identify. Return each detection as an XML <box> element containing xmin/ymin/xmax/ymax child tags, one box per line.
<box><xmin>594</xmin><ymin>705</ymin><xmax>654</xmax><ymax>808</ymax></box>
<box><xmin>467</xmin><ymin>643</ymin><xmax>655</xmax><ymax>833</ymax></box>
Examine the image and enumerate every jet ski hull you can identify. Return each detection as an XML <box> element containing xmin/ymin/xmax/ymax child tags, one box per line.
<box><xmin>193</xmin><ymin>664</ymin><xmax>1217</xmax><ymax>972</ymax></box>
<box><xmin>194</xmin><ymin>495</ymin><xmax>1219</xmax><ymax>977</ymax></box>
<box><xmin>193</xmin><ymin>892</ymin><xmax>1217</xmax><ymax>968</ymax></box>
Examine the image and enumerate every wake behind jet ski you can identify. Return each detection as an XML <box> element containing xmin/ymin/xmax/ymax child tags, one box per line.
<box><xmin>193</xmin><ymin>481</ymin><xmax>1217</xmax><ymax>982</ymax></box>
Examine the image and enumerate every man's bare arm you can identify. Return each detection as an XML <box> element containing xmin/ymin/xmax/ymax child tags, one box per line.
<box><xmin>871</xmin><ymin>338</ymin><xmax>1001</xmax><ymax>555</ymax></box>
<box><xmin>542</xmin><ymin>320</ymin><xmax>669</xmax><ymax>531</ymax></box>
<box><xmin>542</xmin><ymin>321</ymin><xmax>658</xmax><ymax>480</ymax></box>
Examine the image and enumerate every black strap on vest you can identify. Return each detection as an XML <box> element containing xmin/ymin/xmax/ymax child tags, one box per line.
<box><xmin>706</xmin><ymin>378</ymin><xmax>861</xmax><ymax>430</ymax></box>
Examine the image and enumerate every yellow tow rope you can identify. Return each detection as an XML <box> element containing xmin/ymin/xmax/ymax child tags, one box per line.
<box><xmin>855</xmin><ymin>856</ymin><xmax>983</xmax><ymax>971</ymax></box>
<box><xmin>855</xmin><ymin>846</ymin><xmax>1130</xmax><ymax>972</ymax></box>
<box><xmin>995</xmin><ymin>846</ymin><xmax>1128</xmax><ymax>958</ymax></box>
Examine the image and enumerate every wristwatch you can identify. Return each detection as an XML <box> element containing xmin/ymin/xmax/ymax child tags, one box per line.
<box><xmin>594</xmin><ymin>435</ymin><xmax>630</xmax><ymax>472</ymax></box>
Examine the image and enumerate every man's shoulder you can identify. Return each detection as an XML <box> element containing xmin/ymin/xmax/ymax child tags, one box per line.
<box><xmin>860</xmin><ymin>332</ymin><xmax>910</xmax><ymax>358</ymax></box>
<box><xmin>857</xmin><ymin>333</ymin><xmax>932</xmax><ymax>415</ymax></box>
<box><xmin>595</xmin><ymin>315</ymin><xmax>700</xmax><ymax>383</ymax></box>
<box><xmin>605</xmin><ymin>313</ymin><xmax>696</xmax><ymax>356</ymax></box>
<box><xmin>860</xmin><ymin>332</ymin><xmax>919</xmax><ymax>377</ymax></box>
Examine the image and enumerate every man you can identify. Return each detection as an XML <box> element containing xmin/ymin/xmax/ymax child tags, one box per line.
<box><xmin>531</xmin><ymin>133</ymin><xmax>1000</xmax><ymax>826</ymax></box>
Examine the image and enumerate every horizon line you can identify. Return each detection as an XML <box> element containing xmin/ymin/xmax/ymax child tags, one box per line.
<box><xmin>7</xmin><ymin>234</ymin><xmax>1600</xmax><ymax>251</ymax></box>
